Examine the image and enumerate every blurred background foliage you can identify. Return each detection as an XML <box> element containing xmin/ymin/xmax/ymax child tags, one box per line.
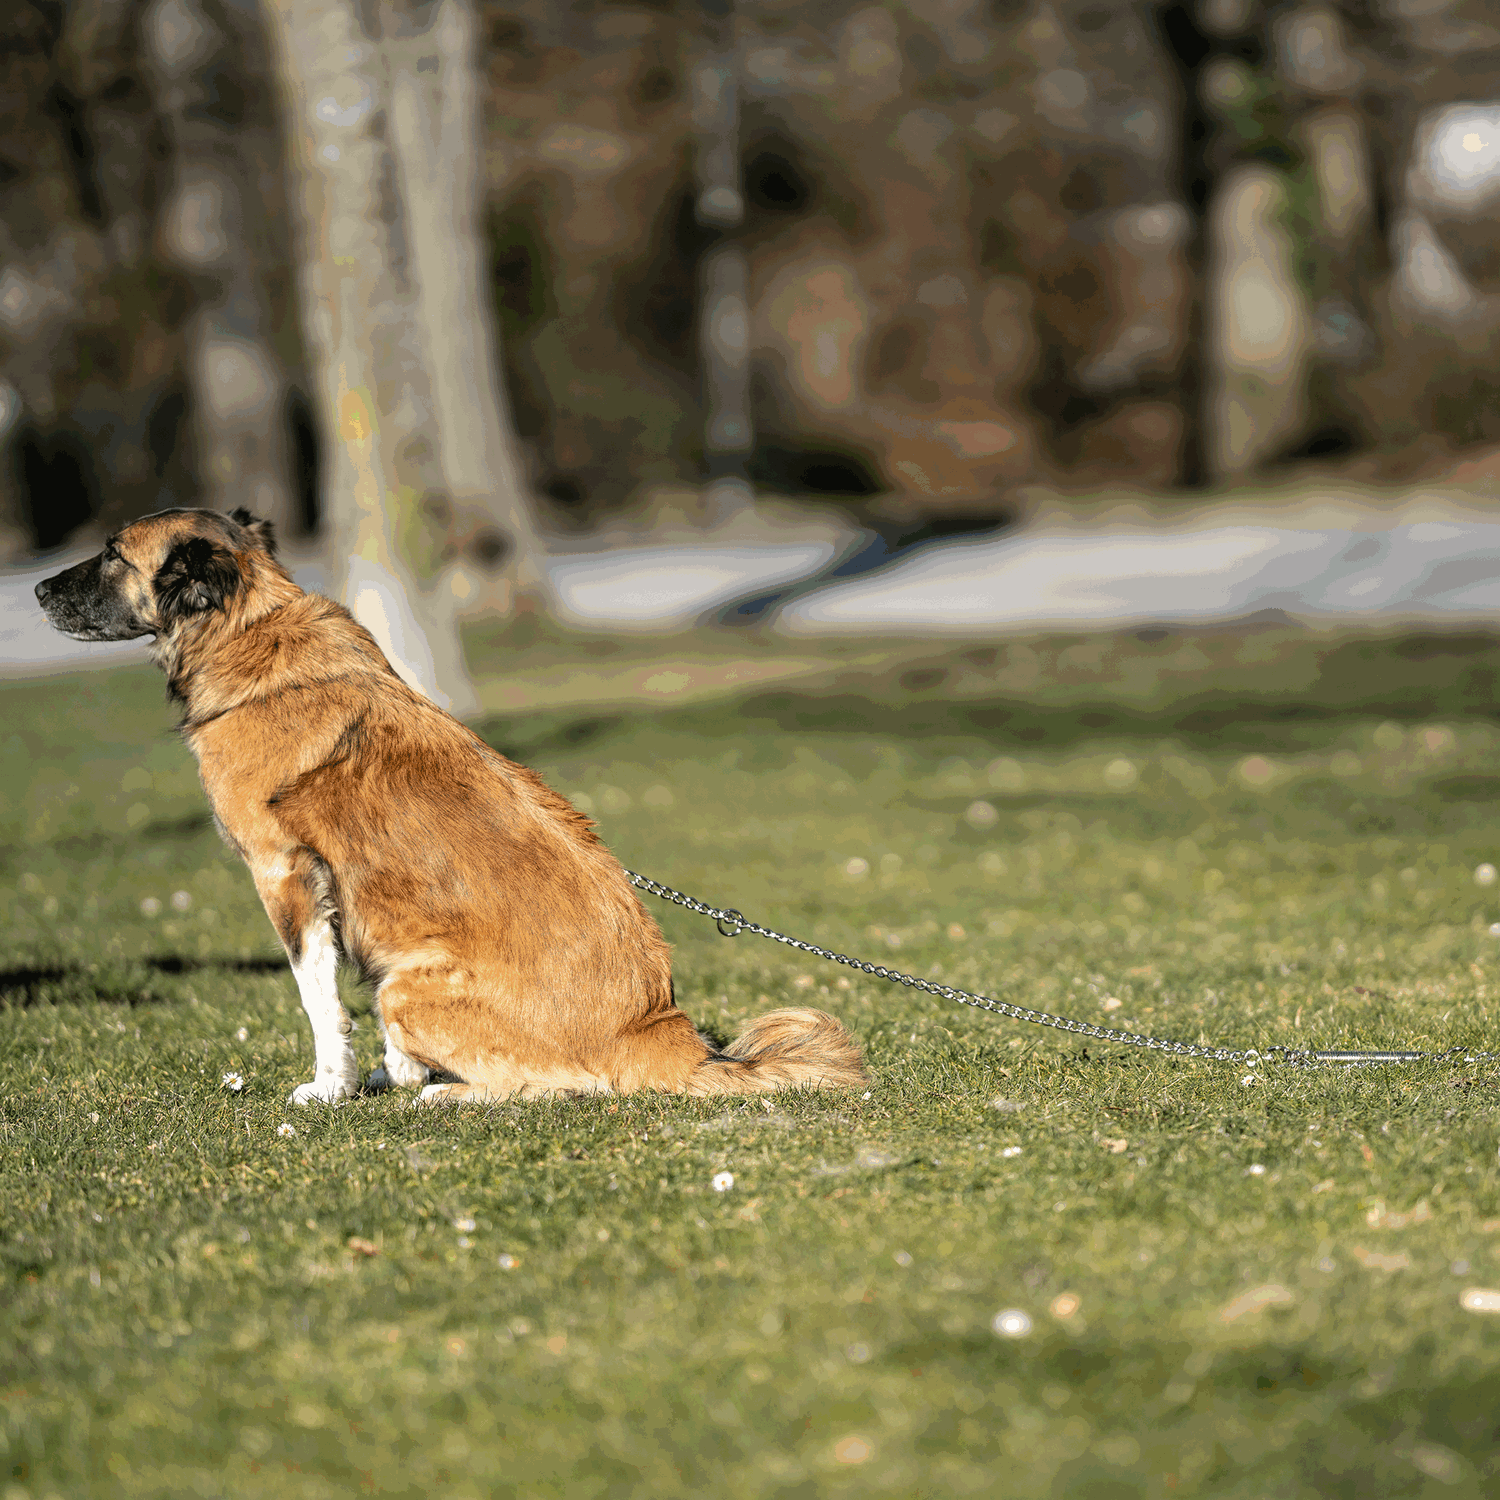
<box><xmin>4</xmin><ymin>0</ymin><xmax>1500</xmax><ymax>563</ymax></box>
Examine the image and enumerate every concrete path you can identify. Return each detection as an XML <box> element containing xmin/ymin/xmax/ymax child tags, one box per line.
<box><xmin>775</xmin><ymin>509</ymin><xmax>1500</xmax><ymax>635</ymax></box>
<box><xmin>5</xmin><ymin>488</ymin><xmax>1499</xmax><ymax>677</ymax></box>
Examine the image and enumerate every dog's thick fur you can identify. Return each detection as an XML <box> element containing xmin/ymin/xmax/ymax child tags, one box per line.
<box><xmin>36</xmin><ymin>507</ymin><xmax>866</xmax><ymax>1104</ymax></box>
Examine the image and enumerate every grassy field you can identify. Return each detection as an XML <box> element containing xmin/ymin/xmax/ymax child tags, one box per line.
<box><xmin>7</xmin><ymin>623</ymin><xmax>1500</xmax><ymax>1498</ymax></box>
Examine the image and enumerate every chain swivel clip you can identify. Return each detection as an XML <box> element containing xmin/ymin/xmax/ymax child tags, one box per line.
<box><xmin>716</xmin><ymin>909</ymin><xmax>746</xmax><ymax>938</ymax></box>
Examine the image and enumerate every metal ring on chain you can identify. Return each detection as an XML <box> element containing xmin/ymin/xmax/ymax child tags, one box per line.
<box><xmin>622</xmin><ymin>869</ymin><xmax>1498</xmax><ymax>1070</ymax></box>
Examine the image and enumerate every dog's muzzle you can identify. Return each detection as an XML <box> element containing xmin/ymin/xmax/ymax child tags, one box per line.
<box><xmin>35</xmin><ymin>558</ymin><xmax>151</xmax><ymax>641</ymax></box>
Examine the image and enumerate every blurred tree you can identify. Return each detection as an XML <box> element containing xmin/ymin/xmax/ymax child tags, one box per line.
<box><xmin>259</xmin><ymin>0</ymin><xmax>543</xmax><ymax>715</ymax></box>
<box><xmin>694</xmin><ymin>0</ymin><xmax>754</xmax><ymax>525</ymax></box>
<box><xmin>0</xmin><ymin>0</ymin><xmax>203</xmax><ymax>556</ymax></box>
<box><xmin>1195</xmin><ymin>0</ymin><xmax>1500</xmax><ymax>476</ymax></box>
<box><xmin>1194</xmin><ymin>0</ymin><xmax>1388</xmax><ymax>474</ymax></box>
<box><xmin>1155</xmin><ymin>2</ymin><xmax>1263</xmax><ymax>484</ymax></box>
<box><xmin>144</xmin><ymin>0</ymin><xmax>306</xmax><ymax>541</ymax></box>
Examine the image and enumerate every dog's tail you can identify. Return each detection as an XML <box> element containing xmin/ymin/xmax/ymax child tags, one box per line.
<box><xmin>684</xmin><ymin>1007</ymin><xmax>867</xmax><ymax>1095</ymax></box>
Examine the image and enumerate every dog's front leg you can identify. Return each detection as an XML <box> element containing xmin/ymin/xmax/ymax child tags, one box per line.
<box><xmin>254</xmin><ymin>857</ymin><xmax>359</xmax><ymax>1105</ymax></box>
<box><xmin>285</xmin><ymin>912</ymin><xmax>358</xmax><ymax>1104</ymax></box>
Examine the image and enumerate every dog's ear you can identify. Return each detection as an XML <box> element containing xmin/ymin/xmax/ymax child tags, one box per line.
<box><xmin>229</xmin><ymin>507</ymin><xmax>278</xmax><ymax>556</ymax></box>
<box><xmin>154</xmin><ymin>536</ymin><xmax>241</xmax><ymax>624</ymax></box>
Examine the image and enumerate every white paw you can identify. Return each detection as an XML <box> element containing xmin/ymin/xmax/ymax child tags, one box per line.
<box><xmin>418</xmin><ymin>1082</ymin><xmax>456</xmax><ymax>1105</ymax></box>
<box><xmin>289</xmin><ymin>1075</ymin><xmax>358</xmax><ymax>1106</ymax></box>
<box><xmin>381</xmin><ymin>1049</ymin><xmax>430</xmax><ymax>1088</ymax></box>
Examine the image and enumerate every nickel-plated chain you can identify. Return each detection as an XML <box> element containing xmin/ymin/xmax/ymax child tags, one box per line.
<box><xmin>623</xmin><ymin>869</ymin><xmax>1497</xmax><ymax>1069</ymax></box>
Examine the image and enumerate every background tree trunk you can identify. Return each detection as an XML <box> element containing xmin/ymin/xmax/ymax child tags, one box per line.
<box><xmin>260</xmin><ymin>0</ymin><xmax>544</xmax><ymax>716</ymax></box>
<box><xmin>383</xmin><ymin>0</ymin><xmax>545</xmax><ymax>594</ymax></box>
<box><xmin>145</xmin><ymin>0</ymin><xmax>302</xmax><ymax>541</ymax></box>
<box><xmin>693</xmin><ymin>4</ymin><xmax>753</xmax><ymax>526</ymax></box>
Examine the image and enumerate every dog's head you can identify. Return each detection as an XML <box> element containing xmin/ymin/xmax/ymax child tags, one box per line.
<box><xmin>35</xmin><ymin>507</ymin><xmax>277</xmax><ymax>641</ymax></box>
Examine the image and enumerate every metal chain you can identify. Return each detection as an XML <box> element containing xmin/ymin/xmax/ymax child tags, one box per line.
<box><xmin>623</xmin><ymin>869</ymin><xmax>1497</xmax><ymax>1070</ymax></box>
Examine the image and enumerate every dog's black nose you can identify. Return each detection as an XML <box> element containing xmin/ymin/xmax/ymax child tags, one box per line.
<box><xmin>34</xmin><ymin>579</ymin><xmax>50</xmax><ymax>604</ymax></box>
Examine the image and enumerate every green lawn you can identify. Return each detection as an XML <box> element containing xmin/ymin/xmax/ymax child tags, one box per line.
<box><xmin>6</xmin><ymin>624</ymin><xmax>1500</xmax><ymax>1498</ymax></box>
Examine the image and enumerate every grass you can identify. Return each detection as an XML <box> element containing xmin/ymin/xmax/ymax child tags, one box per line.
<box><xmin>6</xmin><ymin>623</ymin><xmax>1500</xmax><ymax>1497</ymax></box>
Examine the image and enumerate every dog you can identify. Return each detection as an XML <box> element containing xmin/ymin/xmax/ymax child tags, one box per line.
<box><xmin>36</xmin><ymin>507</ymin><xmax>867</xmax><ymax>1105</ymax></box>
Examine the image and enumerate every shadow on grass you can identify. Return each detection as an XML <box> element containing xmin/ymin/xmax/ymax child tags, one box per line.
<box><xmin>0</xmin><ymin>955</ymin><xmax>285</xmax><ymax>1007</ymax></box>
<box><xmin>144</xmin><ymin>955</ymin><xmax>285</xmax><ymax>975</ymax></box>
<box><xmin>476</xmin><ymin>632</ymin><xmax>1500</xmax><ymax>765</ymax></box>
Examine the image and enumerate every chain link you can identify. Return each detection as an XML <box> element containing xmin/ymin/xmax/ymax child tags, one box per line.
<box><xmin>623</xmin><ymin>870</ymin><xmax>1498</xmax><ymax>1070</ymax></box>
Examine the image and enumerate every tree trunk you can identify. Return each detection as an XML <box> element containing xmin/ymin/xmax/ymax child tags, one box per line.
<box><xmin>692</xmin><ymin>9</ymin><xmax>754</xmax><ymax>526</ymax></box>
<box><xmin>259</xmin><ymin>0</ymin><xmax>544</xmax><ymax>716</ymax></box>
<box><xmin>145</xmin><ymin>0</ymin><xmax>302</xmax><ymax>540</ymax></box>
<box><xmin>382</xmin><ymin>0</ymin><xmax>546</xmax><ymax>593</ymax></box>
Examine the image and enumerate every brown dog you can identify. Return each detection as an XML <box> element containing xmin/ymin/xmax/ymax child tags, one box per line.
<box><xmin>36</xmin><ymin>507</ymin><xmax>867</xmax><ymax>1105</ymax></box>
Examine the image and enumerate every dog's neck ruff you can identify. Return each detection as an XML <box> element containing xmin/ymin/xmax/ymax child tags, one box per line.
<box><xmin>168</xmin><ymin>586</ymin><xmax>403</xmax><ymax>734</ymax></box>
<box><xmin>159</xmin><ymin>564</ymin><xmax>308</xmax><ymax>718</ymax></box>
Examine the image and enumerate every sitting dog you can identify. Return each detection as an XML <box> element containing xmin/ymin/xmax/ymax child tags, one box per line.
<box><xmin>36</xmin><ymin>507</ymin><xmax>866</xmax><ymax>1105</ymax></box>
